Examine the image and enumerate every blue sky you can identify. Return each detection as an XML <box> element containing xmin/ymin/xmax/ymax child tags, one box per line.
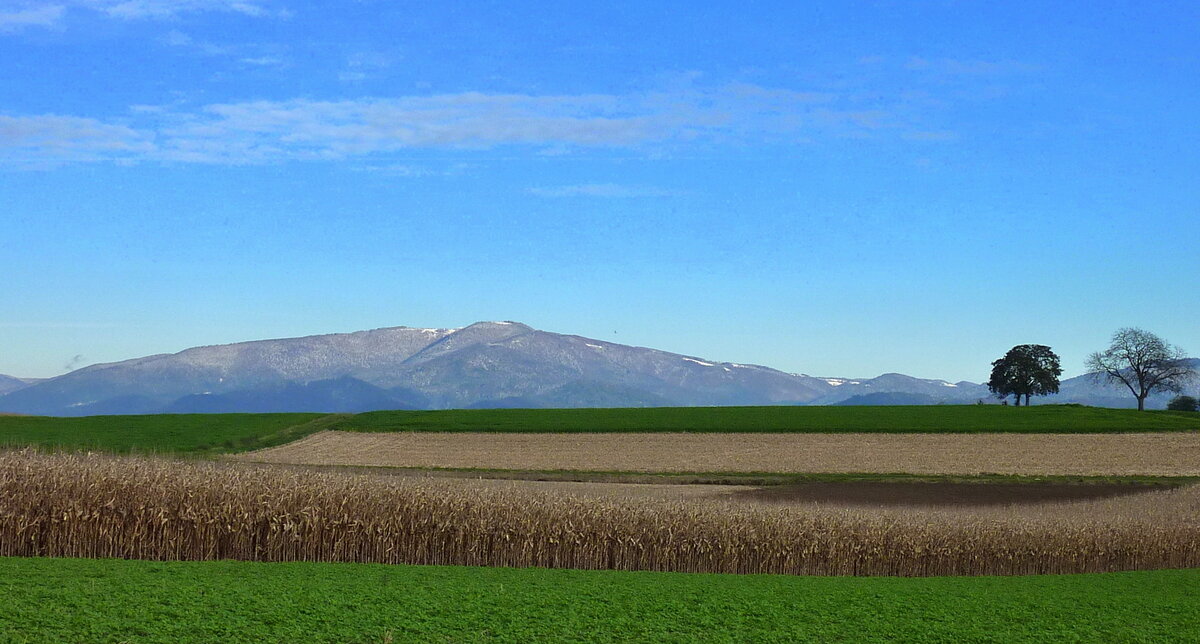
<box><xmin>2</xmin><ymin>0</ymin><xmax>1198</xmax><ymax>381</ymax></box>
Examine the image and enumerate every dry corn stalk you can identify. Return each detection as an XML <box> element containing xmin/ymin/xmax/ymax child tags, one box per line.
<box><xmin>2</xmin><ymin>450</ymin><xmax>1198</xmax><ymax>576</ymax></box>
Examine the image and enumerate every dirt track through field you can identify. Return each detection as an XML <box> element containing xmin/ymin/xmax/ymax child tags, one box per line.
<box><xmin>234</xmin><ymin>430</ymin><xmax>1200</xmax><ymax>476</ymax></box>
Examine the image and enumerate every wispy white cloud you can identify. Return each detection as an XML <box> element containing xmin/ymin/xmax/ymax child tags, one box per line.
<box><xmin>0</xmin><ymin>82</ymin><xmax>941</xmax><ymax>165</ymax></box>
<box><xmin>901</xmin><ymin>129</ymin><xmax>957</xmax><ymax>142</ymax></box>
<box><xmin>338</xmin><ymin>51</ymin><xmax>391</xmax><ymax>83</ymax></box>
<box><xmin>239</xmin><ymin>55</ymin><xmax>282</xmax><ymax>66</ymax></box>
<box><xmin>529</xmin><ymin>183</ymin><xmax>683</xmax><ymax>198</ymax></box>
<box><xmin>722</xmin><ymin>82</ymin><xmax>834</xmax><ymax>104</ymax></box>
<box><xmin>86</xmin><ymin>0</ymin><xmax>280</xmax><ymax>19</ymax></box>
<box><xmin>159</xmin><ymin>28</ymin><xmax>231</xmax><ymax>55</ymax></box>
<box><xmin>356</xmin><ymin>163</ymin><xmax>434</xmax><ymax>177</ymax></box>
<box><xmin>0</xmin><ymin>4</ymin><xmax>64</xmax><ymax>31</ymax></box>
<box><xmin>353</xmin><ymin>163</ymin><xmax>470</xmax><ymax>178</ymax></box>
<box><xmin>0</xmin><ymin>114</ymin><xmax>154</xmax><ymax>164</ymax></box>
<box><xmin>0</xmin><ymin>0</ymin><xmax>284</xmax><ymax>32</ymax></box>
<box><xmin>156</xmin><ymin>94</ymin><xmax>662</xmax><ymax>162</ymax></box>
<box><xmin>905</xmin><ymin>57</ymin><xmax>1040</xmax><ymax>75</ymax></box>
<box><xmin>155</xmin><ymin>28</ymin><xmax>287</xmax><ymax>68</ymax></box>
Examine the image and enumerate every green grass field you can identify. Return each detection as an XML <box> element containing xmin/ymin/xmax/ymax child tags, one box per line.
<box><xmin>337</xmin><ymin>404</ymin><xmax>1200</xmax><ymax>434</ymax></box>
<box><xmin>2</xmin><ymin>405</ymin><xmax>1198</xmax><ymax>455</ymax></box>
<box><xmin>0</xmin><ymin>557</ymin><xmax>1196</xmax><ymax>643</ymax></box>
<box><xmin>0</xmin><ymin>412</ymin><xmax>331</xmax><ymax>454</ymax></box>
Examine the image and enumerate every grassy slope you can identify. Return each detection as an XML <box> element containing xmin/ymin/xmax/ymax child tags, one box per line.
<box><xmin>1</xmin><ymin>406</ymin><xmax>1197</xmax><ymax>455</ymax></box>
<box><xmin>335</xmin><ymin>404</ymin><xmax>1200</xmax><ymax>434</ymax></box>
<box><xmin>0</xmin><ymin>558</ymin><xmax>1197</xmax><ymax>643</ymax></box>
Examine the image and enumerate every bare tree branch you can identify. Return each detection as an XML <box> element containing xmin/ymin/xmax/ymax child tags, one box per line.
<box><xmin>1087</xmin><ymin>328</ymin><xmax>1196</xmax><ymax>411</ymax></box>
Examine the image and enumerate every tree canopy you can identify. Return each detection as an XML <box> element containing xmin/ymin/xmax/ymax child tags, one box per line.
<box><xmin>1168</xmin><ymin>395</ymin><xmax>1199</xmax><ymax>412</ymax></box>
<box><xmin>1086</xmin><ymin>327</ymin><xmax>1195</xmax><ymax>411</ymax></box>
<box><xmin>987</xmin><ymin>344</ymin><xmax>1062</xmax><ymax>406</ymax></box>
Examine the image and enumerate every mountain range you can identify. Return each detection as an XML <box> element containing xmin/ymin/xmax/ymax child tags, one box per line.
<box><xmin>0</xmin><ymin>321</ymin><xmax>1194</xmax><ymax>416</ymax></box>
<box><xmin>0</xmin><ymin>375</ymin><xmax>35</xmax><ymax>397</ymax></box>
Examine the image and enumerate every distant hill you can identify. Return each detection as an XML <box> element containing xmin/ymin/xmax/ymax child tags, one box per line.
<box><xmin>0</xmin><ymin>322</ymin><xmax>832</xmax><ymax>415</ymax></box>
<box><xmin>1</xmin><ymin>323</ymin><xmax>1194</xmax><ymax>415</ymax></box>
<box><xmin>809</xmin><ymin>373</ymin><xmax>989</xmax><ymax>406</ymax></box>
<box><xmin>833</xmin><ymin>392</ymin><xmax>941</xmax><ymax>406</ymax></box>
<box><xmin>163</xmin><ymin>377</ymin><xmax>421</xmax><ymax>414</ymax></box>
<box><xmin>0</xmin><ymin>375</ymin><xmax>33</xmax><ymax>396</ymax></box>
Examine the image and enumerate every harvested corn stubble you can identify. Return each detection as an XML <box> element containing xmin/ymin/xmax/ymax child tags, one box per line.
<box><xmin>3</xmin><ymin>450</ymin><xmax>1199</xmax><ymax>576</ymax></box>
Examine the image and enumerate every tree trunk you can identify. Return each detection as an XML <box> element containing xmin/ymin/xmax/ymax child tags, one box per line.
<box><xmin>1137</xmin><ymin>394</ymin><xmax>1146</xmax><ymax>411</ymax></box>
<box><xmin>1014</xmin><ymin>396</ymin><xmax>1021</xmax><ymax>407</ymax></box>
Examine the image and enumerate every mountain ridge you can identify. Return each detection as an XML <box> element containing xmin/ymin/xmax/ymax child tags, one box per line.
<box><xmin>0</xmin><ymin>375</ymin><xmax>34</xmax><ymax>396</ymax></box>
<box><xmin>1</xmin><ymin>323</ymin><xmax>1194</xmax><ymax>415</ymax></box>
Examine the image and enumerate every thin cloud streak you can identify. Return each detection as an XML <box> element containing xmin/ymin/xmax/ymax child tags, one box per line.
<box><xmin>0</xmin><ymin>82</ymin><xmax>943</xmax><ymax>165</ymax></box>
<box><xmin>905</xmin><ymin>57</ymin><xmax>1041</xmax><ymax>75</ymax></box>
<box><xmin>0</xmin><ymin>4</ymin><xmax>64</xmax><ymax>31</ymax></box>
<box><xmin>528</xmin><ymin>183</ymin><xmax>684</xmax><ymax>198</ymax></box>
<box><xmin>0</xmin><ymin>0</ymin><xmax>284</xmax><ymax>31</ymax></box>
<box><xmin>0</xmin><ymin>114</ymin><xmax>154</xmax><ymax>164</ymax></box>
<box><xmin>85</xmin><ymin>0</ymin><xmax>279</xmax><ymax>19</ymax></box>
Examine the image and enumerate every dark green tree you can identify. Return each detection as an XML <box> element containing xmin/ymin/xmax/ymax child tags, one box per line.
<box><xmin>1167</xmin><ymin>395</ymin><xmax>1198</xmax><ymax>412</ymax></box>
<box><xmin>988</xmin><ymin>344</ymin><xmax>1063</xmax><ymax>406</ymax></box>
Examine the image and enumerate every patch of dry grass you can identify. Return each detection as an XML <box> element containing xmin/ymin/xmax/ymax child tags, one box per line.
<box><xmin>235</xmin><ymin>430</ymin><xmax>1200</xmax><ymax>476</ymax></box>
<box><xmin>4</xmin><ymin>450</ymin><xmax>1200</xmax><ymax>576</ymax></box>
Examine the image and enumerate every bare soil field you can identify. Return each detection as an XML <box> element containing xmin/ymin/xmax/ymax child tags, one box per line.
<box><xmin>235</xmin><ymin>430</ymin><xmax>1200</xmax><ymax>476</ymax></box>
<box><xmin>249</xmin><ymin>464</ymin><xmax>1169</xmax><ymax>507</ymax></box>
<box><xmin>404</xmin><ymin>477</ymin><xmax>757</xmax><ymax>502</ymax></box>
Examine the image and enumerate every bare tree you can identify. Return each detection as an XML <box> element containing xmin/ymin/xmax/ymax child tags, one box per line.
<box><xmin>1086</xmin><ymin>328</ymin><xmax>1196</xmax><ymax>411</ymax></box>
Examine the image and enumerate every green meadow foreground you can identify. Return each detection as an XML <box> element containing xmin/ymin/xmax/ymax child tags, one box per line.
<box><xmin>3</xmin><ymin>405</ymin><xmax>1200</xmax><ymax>455</ymax></box>
<box><xmin>1</xmin><ymin>558</ymin><xmax>1198</xmax><ymax>643</ymax></box>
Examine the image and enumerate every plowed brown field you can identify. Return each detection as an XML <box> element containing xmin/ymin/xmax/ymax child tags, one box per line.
<box><xmin>233</xmin><ymin>430</ymin><xmax>1200</xmax><ymax>476</ymax></box>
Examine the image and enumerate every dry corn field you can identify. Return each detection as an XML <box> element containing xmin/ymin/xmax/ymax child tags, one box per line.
<box><xmin>4</xmin><ymin>450</ymin><xmax>1200</xmax><ymax>577</ymax></box>
<box><xmin>235</xmin><ymin>430</ymin><xmax>1200</xmax><ymax>476</ymax></box>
